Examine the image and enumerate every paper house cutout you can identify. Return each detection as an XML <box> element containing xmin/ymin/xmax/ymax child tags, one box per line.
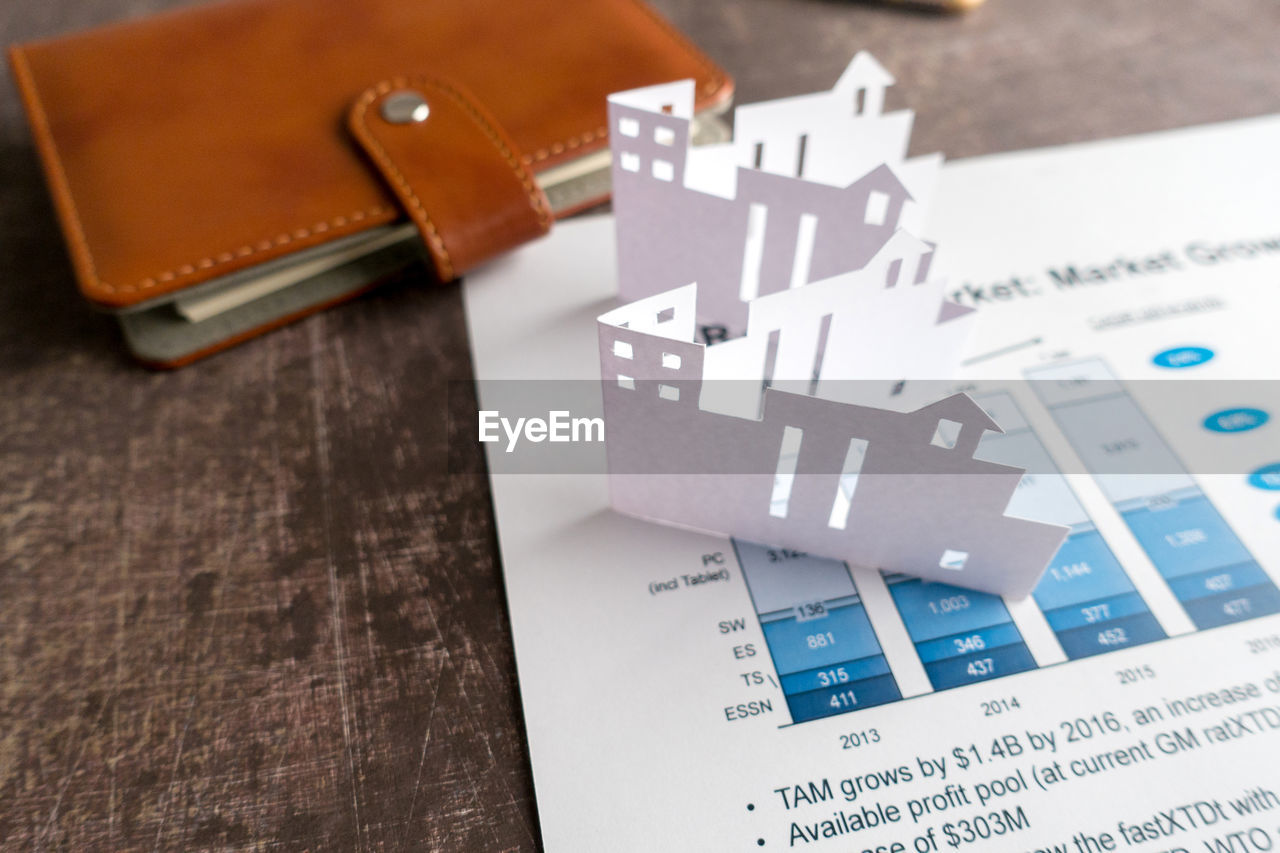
<box><xmin>597</xmin><ymin>279</ymin><xmax>1067</xmax><ymax>599</ymax></box>
<box><xmin>609</xmin><ymin>51</ymin><xmax>942</xmax><ymax>335</ymax></box>
<box><xmin>597</xmin><ymin>54</ymin><xmax>1068</xmax><ymax>597</ymax></box>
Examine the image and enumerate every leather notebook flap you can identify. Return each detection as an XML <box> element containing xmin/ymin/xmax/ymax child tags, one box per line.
<box><xmin>10</xmin><ymin>0</ymin><xmax>733</xmax><ymax>312</ymax></box>
<box><xmin>348</xmin><ymin>77</ymin><xmax>553</xmax><ymax>281</ymax></box>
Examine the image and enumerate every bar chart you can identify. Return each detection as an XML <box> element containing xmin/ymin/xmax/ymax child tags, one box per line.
<box><xmin>734</xmin><ymin>540</ymin><xmax>901</xmax><ymax>723</ymax></box>
<box><xmin>732</xmin><ymin>362</ymin><xmax>1280</xmax><ymax>725</ymax></box>
<box><xmin>974</xmin><ymin>392</ymin><xmax>1167</xmax><ymax>658</ymax></box>
<box><xmin>883</xmin><ymin>573</ymin><xmax>1037</xmax><ymax>689</ymax></box>
<box><xmin>1027</xmin><ymin>359</ymin><xmax>1280</xmax><ymax>630</ymax></box>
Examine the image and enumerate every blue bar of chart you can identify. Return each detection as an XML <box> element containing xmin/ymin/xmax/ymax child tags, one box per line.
<box><xmin>974</xmin><ymin>392</ymin><xmax>1166</xmax><ymax>658</ymax></box>
<box><xmin>1034</xmin><ymin>532</ymin><xmax>1167</xmax><ymax>656</ymax></box>
<box><xmin>730</xmin><ymin>368</ymin><xmax>1280</xmax><ymax>724</ymax></box>
<box><xmin>1028</xmin><ymin>359</ymin><xmax>1280</xmax><ymax>629</ymax></box>
<box><xmin>883</xmin><ymin>574</ymin><xmax>1037</xmax><ymax>690</ymax></box>
<box><xmin>733</xmin><ymin>540</ymin><xmax>901</xmax><ymax>723</ymax></box>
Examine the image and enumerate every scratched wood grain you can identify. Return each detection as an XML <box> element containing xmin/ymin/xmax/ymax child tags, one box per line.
<box><xmin>2</xmin><ymin>0</ymin><xmax>1279</xmax><ymax>849</ymax></box>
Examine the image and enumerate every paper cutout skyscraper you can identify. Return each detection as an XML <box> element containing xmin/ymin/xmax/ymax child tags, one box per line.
<box><xmin>596</xmin><ymin>54</ymin><xmax>1068</xmax><ymax>598</ymax></box>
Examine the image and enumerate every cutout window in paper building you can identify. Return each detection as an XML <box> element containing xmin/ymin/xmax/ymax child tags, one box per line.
<box><xmin>597</xmin><ymin>53</ymin><xmax>1068</xmax><ymax>598</ymax></box>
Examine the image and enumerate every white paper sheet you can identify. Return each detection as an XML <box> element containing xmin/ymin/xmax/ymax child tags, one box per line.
<box><xmin>465</xmin><ymin>114</ymin><xmax>1280</xmax><ymax>852</ymax></box>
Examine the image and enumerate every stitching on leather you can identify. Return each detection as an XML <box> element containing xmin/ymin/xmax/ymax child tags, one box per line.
<box><xmin>523</xmin><ymin>126</ymin><xmax>608</xmax><ymax>165</ymax></box>
<box><xmin>424</xmin><ymin>79</ymin><xmax>553</xmax><ymax>229</ymax></box>
<box><xmin>352</xmin><ymin>80</ymin><xmax>456</xmax><ymax>279</ymax></box>
<box><xmin>353</xmin><ymin>76</ymin><xmax>554</xmax><ymax>280</ymax></box>
<box><xmin>17</xmin><ymin>47</ymin><xmax>393</xmax><ymax>297</ymax></box>
<box><xmin>132</xmin><ymin>207</ymin><xmax>391</xmax><ymax>291</ymax></box>
<box><xmin>18</xmin><ymin>1</ymin><xmax>723</xmax><ymax>297</ymax></box>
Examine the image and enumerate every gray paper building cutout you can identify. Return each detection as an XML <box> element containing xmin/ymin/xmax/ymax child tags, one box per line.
<box><xmin>597</xmin><ymin>54</ymin><xmax>1068</xmax><ymax>598</ymax></box>
<box><xmin>609</xmin><ymin>52</ymin><xmax>943</xmax><ymax>335</ymax></box>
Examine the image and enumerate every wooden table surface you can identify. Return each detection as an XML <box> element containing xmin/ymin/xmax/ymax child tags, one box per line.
<box><xmin>2</xmin><ymin>0</ymin><xmax>1278</xmax><ymax>849</ymax></box>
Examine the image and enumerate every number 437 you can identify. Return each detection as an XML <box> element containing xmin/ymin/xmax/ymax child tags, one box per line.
<box><xmin>967</xmin><ymin>658</ymin><xmax>995</xmax><ymax>677</ymax></box>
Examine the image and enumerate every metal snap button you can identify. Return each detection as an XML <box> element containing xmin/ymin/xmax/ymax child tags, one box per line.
<box><xmin>381</xmin><ymin>91</ymin><xmax>430</xmax><ymax>124</ymax></box>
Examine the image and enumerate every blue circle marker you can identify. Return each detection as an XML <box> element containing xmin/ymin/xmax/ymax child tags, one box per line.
<box><xmin>1248</xmin><ymin>463</ymin><xmax>1280</xmax><ymax>491</ymax></box>
<box><xmin>1204</xmin><ymin>408</ymin><xmax>1270</xmax><ymax>433</ymax></box>
<box><xmin>1153</xmin><ymin>346</ymin><xmax>1214</xmax><ymax>369</ymax></box>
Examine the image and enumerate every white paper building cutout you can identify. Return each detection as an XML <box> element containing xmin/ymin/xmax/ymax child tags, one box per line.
<box><xmin>597</xmin><ymin>283</ymin><xmax>1067</xmax><ymax>599</ymax></box>
<box><xmin>609</xmin><ymin>52</ymin><xmax>943</xmax><ymax>335</ymax></box>
<box><xmin>597</xmin><ymin>55</ymin><xmax>1068</xmax><ymax>598</ymax></box>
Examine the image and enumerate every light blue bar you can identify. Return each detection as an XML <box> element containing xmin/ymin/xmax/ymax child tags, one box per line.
<box><xmin>1043</xmin><ymin>591</ymin><xmax>1150</xmax><ymax>631</ymax></box>
<box><xmin>1033</xmin><ymin>528</ymin><xmax>1136</xmax><ymax>611</ymax></box>
<box><xmin>887</xmin><ymin>577</ymin><xmax>1016</xmax><ymax>642</ymax></box>
<box><xmin>1122</xmin><ymin>493</ymin><xmax>1254</xmax><ymax>579</ymax></box>
<box><xmin>761</xmin><ymin>604</ymin><xmax>882</xmax><ymax>676</ymax></box>
<box><xmin>914</xmin><ymin>622</ymin><xmax>1024</xmax><ymax>663</ymax></box>
<box><xmin>779</xmin><ymin>654</ymin><xmax>891</xmax><ymax>694</ymax></box>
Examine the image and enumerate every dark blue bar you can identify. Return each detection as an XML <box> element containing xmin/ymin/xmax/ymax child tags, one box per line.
<box><xmin>922</xmin><ymin>644</ymin><xmax>1037</xmax><ymax>691</ymax></box>
<box><xmin>786</xmin><ymin>674</ymin><xmax>903</xmax><ymax>723</ymax></box>
<box><xmin>1180</xmin><ymin>583</ymin><xmax>1280</xmax><ymax>629</ymax></box>
<box><xmin>1052</xmin><ymin>612</ymin><xmax>1167</xmax><ymax>659</ymax></box>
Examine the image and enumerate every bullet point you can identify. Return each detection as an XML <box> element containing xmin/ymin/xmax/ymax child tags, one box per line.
<box><xmin>746</xmin><ymin>803</ymin><xmax>755</xmax><ymax>811</ymax></box>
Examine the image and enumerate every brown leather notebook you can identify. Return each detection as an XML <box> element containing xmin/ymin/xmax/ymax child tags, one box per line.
<box><xmin>10</xmin><ymin>0</ymin><xmax>732</xmax><ymax>366</ymax></box>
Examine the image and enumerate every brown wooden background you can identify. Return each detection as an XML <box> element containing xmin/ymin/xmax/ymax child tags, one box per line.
<box><xmin>2</xmin><ymin>0</ymin><xmax>1278</xmax><ymax>849</ymax></box>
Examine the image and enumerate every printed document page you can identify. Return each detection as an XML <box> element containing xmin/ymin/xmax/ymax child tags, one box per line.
<box><xmin>464</xmin><ymin>115</ymin><xmax>1280</xmax><ymax>852</ymax></box>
